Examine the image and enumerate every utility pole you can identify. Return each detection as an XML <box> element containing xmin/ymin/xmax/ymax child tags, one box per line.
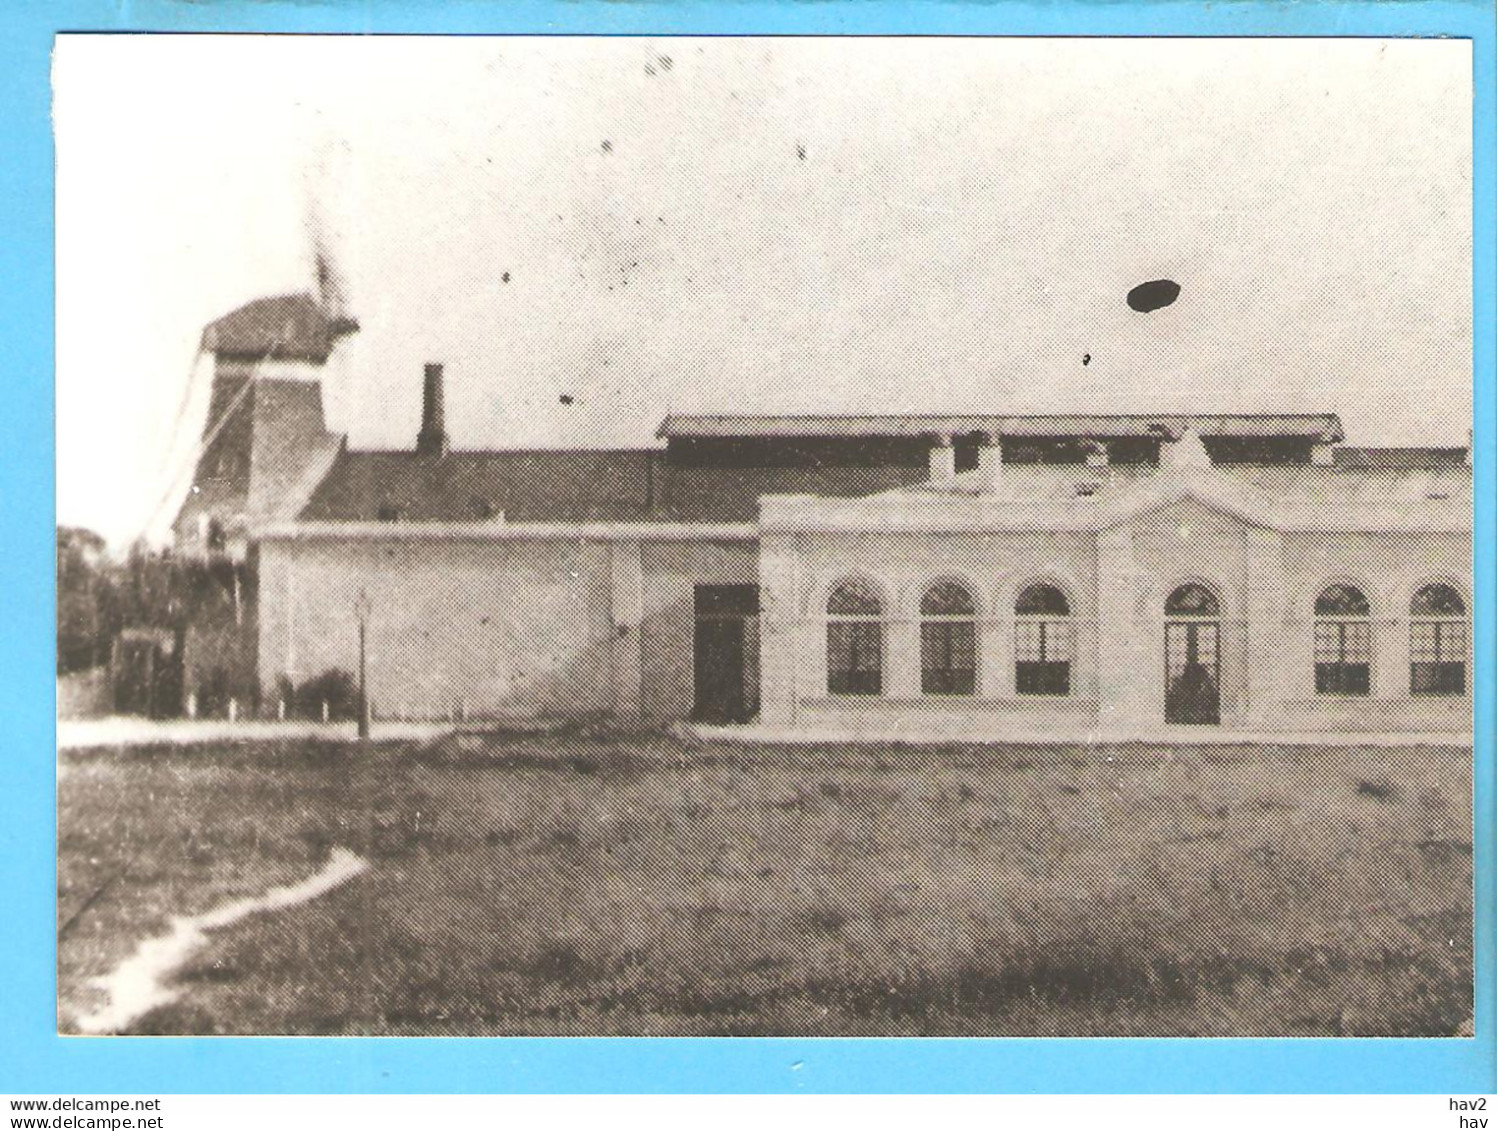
<box><xmin>355</xmin><ymin>589</ymin><xmax>372</xmax><ymax>739</ymax></box>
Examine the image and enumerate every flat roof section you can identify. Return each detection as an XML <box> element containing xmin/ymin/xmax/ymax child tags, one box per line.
<box><xmin>656</xmin><ymin>413</ymin><xmax>1346</xmax><ymax>441</ymax></box>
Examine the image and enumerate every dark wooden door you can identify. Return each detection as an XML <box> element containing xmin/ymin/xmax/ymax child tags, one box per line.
<box><xmin>692</xmin><ymin>585</ymin><xmax>759</xmax><ymax>723</ymax></box>
<box><xmin>1165</xmin><ymin>621</ymin><xmax>1221</xmax><ymax>725</ymax></box>
<box><xmin>693</xmin><ymin>618</ymin><xmax>745</xmax><ymax>723</ymax></box>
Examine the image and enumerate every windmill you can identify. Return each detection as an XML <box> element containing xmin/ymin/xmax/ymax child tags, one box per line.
<box><xmin>138</xmin><ymin>151</ymin><xmax>359</xmax><ymax>551</ymax></box>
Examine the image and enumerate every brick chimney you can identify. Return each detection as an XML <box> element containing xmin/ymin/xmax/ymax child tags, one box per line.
<box><xmin>416</xmin><ymin>362</ymin><xmax>449</xmax><ymax>457</ymax></box>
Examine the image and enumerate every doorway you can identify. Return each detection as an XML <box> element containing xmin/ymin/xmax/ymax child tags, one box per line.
<box><xmin>1164</xmin><ymin>584</ymin><xmax>1221</xmax><ymax>725</ymax></box>
<box><xmin>692</xmin><ymin>585</ymin><xmax>760</xmax><ymax>723</ymax></box>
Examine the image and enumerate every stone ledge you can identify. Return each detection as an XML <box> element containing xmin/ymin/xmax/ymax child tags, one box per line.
<box><xmin>684</xmin><ymin>722</ymin><xmax>1473</xmax><ymax>748</ymax></box>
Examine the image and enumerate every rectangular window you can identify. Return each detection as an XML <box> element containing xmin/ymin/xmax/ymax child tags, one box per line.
<box><xmin>1015</xmin><ymin>620</ymin><xmax>1073</xmax><ymax>696</ymax></box>
<box><xmin>921</xmin><ymin>622</ymin><xmax>976</xmax><ymax>695</ymax></box>
<box><xmin>1314</xmin><ymin>621</ymin><xmax>1371</xmax><ymax>695</ymax></box>
<box><xmin>828</xmin><ymin>621</ymin><xmax>882</xmax><ymax>696</ymax></box>
<box><xmin>1411</xmin><ymin>621</ymin><xmax>1466</xmax><ymax>696</ymax></box>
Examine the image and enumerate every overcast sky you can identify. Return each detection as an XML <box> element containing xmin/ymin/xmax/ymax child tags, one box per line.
<box><xmin>54</xmin><ymin>35</ymin><xmax>1471</xmax><ymax>547</ymax></box>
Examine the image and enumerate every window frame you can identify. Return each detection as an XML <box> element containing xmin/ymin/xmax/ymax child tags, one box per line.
<box><xmin>920</xmin><ymin>581</ymin><xmax>977</xmax><ymax>697</ymax></box>
<box><xmin>1410</xmin><ymin>584</ymin><xmax>1468</xmax><ymax>697</ymax></box>
<box><xmin>1313</xmin><ymin>585</ymin><xmax>1372</xmax><ymax>697</ymax></box>
<box><xmin>1014</xmin><ymin>583</ymin><xmax>1073</xmax><ymax>697</ymax></box>
<box><xmin>826</xmin><ymin>578</ymin><xmax>885</xmax><ymax>697</ymax></box>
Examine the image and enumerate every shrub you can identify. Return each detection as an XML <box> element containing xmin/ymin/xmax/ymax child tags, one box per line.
<box><xmin>293</xmin><ymin>669</ymin><xmax>359</xmax><ymax>721</ymax></box>
<box><xmin>198</xmin><ymin>666</ymin><xmax>233</xmax><ymax>718</ymax></box>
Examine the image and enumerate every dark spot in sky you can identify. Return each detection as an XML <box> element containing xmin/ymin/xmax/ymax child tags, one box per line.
<box><xmin>796</xmin><ymin>142</ymin><xmax>807</xmax><ymax>161</ymax></box>
<box><xmin>601</xmin><ymin>140</ymin><xmax>613</xmax><ymax>154</ymax></box>
<box><xmin>501</xmin><ymin>271</ymin><xmax>510</xmax><ymax>283</ymax></box>
<box><xmin>659</xmin><ymin>55</ymin><xmax>673</xmax><ymax>71</ymax></box>
<box><xmin>644</xmin><ymin>64</ymin><xmax>656</xmax><ymax>77</ymax></box>
<box><xmin>559</xmin><ymin>394</ymin><xmax>574</xmax><ymax>406</ymax></box>
<box><xmin>1126</xmin><ymin>279</ymin><xmax>1181</xmax><ymax>313</ymax></box>
<box><xmin>1082</xmin><ymin>353</ymin><xmax>1091</xmax><ymax>366</ymax></box>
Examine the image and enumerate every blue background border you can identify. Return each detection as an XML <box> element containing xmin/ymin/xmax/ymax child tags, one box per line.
<box><xmin>3</xmin><ymin>0</ymin><xmax>1492</xmax><ymax>1094</ymax></box>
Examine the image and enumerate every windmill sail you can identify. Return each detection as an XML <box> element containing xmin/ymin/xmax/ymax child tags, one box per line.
<box><xmin>304</xmin><ymin>142</ymin><xmax>355</xmax><ymax>325</ymax></box>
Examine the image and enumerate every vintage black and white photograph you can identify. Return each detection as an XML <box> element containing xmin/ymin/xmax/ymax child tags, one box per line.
<box><xmin>55</xmin><ymin>34</ymin><xmax>1473</xmax><ymax>1036</ymax></box>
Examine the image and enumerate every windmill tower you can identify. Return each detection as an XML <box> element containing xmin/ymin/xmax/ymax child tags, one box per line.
<box><xmin>170</xmin><ymin>185</ymin><xmax>359</xmax><ymax>561</ymax></box>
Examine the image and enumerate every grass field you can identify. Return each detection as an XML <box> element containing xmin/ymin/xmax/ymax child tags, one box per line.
<box><xmin>57</xmin><ymin>729</ymin><xmax>1473</xmax><ymax>1036</ymax></box>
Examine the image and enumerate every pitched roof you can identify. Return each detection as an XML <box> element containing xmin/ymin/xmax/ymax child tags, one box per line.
<box><xmin>296</xmin><ymin>437</ymin><xmax>1473</xmax><ymax>527</ymax></box>
<box><xmin>200</xmin><ymin>293</ymin><xmax>358</xmax><ymax>363</ymax></box>
<box><xmin>299</xmin><ymin>449</ymin><xmax>664</xmax><ymax>523</ymax></box>
<box><xmin>299</xmin><ymin>447</ymin><xmax>943</xmax><ymax>523</ymax></box>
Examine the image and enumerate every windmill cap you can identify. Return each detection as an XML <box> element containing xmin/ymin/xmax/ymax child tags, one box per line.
<box><xmin>201</xmin><ymin>293</ymin><xmax>358</xmax><ymax>363</ymax></box>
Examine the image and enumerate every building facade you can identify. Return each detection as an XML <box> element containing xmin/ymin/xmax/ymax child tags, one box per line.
<box><xmin>177</xmin><ymin>295</ymin><xmax>1474</xmax><ymax>737</ymax></box>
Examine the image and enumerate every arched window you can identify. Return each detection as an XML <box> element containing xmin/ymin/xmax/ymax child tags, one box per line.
<box><xmin>1314</xmin><ymin>584</ymin><xmax>1371</xmax><ymax>695</ymax></box>
<box><xmin>827</xmin><ymin>579</ymin><xmax>883</xmax><ymax>696</ymax></box>
<box><xmin>1015</xmin><ymin>583</ymin><xmax>1072</xmax><ymax>696</ymax></box>
<box><xmin>1410</xmin><ymin>584</ymin><xmax>1467</xmax><ymax>696</ymax></box>
<box><xmin>1165</xmin><ymin>583</ymin><xmax>1219</xmax><ymax>617</ymax></box>
<box><xmin>921</xmin><ymin>581</ymin><xmax>976</xmax><ymax>695</ymax></box>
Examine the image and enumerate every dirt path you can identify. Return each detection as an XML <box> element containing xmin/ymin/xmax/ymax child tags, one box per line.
<box><xmin>71</xmin><ymin>848</ymin><xmax>369</xmax><ymax>1035</ymax></box>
